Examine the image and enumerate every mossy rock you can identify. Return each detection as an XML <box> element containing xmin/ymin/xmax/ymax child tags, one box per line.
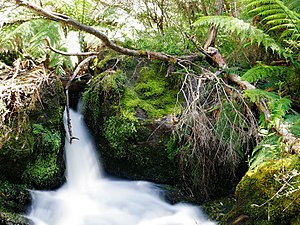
<box><xmin>83</xmin><ymin>57</ymin><xmax>180</xmax><ymax>184</ymax></box>
<box><xmin>0</xmin><ymin>180</ymin><xmax>31</xmax><ymax>214</ymax></box>
<box><xmin>201</xmin><ymin>196</ymin><xmax>236</xmax><ymax>223</ymax></box>
<box><xmin>100</xmin><ymin>118</ymin><xmax>179</xmax><ymax>183</ymax></box>
<box><xmin>0</xmin><ymin>75</ymin><xmax>66</xmax><ymax>188</ymax></box>
<box><xmin>225</xmin><ymin>155</ymin><xmax>300</xmax><ymax>225</ymax></box>
<box><xmin>0</xmin><ymin>211</ymin><xmax>32</xmax><ymax>225</ymax></box>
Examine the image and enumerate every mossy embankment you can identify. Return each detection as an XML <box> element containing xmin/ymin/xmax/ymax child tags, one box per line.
<box><xmin>82</xmin><ymin>51</ymin><xmax>300</xmax><ymax>224</ymax></box>
<box><xmin>0</xmin><ymin>63</ymin><xmax>66</xmax><ymax>224</ymax></box>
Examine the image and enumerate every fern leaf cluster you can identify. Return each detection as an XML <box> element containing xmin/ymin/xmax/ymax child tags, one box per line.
<box><xmin>246</xmin><ymin>0</ymin><xmax>300</xmax><ymax>42</ymax></box>
<box><xmin>241</xmin><ymin>64</ymin><xmax>294</xmax><ymax>83</ymax></box>
<box><xmin>193</xmin><ymin>16</ymin><xmax>287</xmax><ymax>57</ymax></box>
<box><xmin>243</xmin><ymin>89</ymin><xmax>292</xmax><ymax>123</ymax></box>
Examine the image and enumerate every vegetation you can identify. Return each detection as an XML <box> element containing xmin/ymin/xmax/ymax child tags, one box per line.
<box><xmin>0</xmin><ymin>0</ymin><xmax>299</xmax><ymax>224</ymax></box>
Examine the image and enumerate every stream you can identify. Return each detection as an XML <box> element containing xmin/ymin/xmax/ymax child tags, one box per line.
<box><xmin>27</xmin><ymin>104</ymin><xmax>216</xmax><ymax>225</ymax></box>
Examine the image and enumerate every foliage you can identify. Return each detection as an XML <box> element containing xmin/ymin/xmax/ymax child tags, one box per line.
<box><xmin>214</xmin><ymin>101</ymin><xmax>249</xmax><ymax>158</ymax></box>
<box><xmin>22</xmin><ymin>154</ymin><xmax>59</xmax><ymax>187</ymax></box>
<box><xmin>241</xmin><ymin>64</ymin><xmax>295</xmax><ymax>83</ymax></box>
<box><xmin>246</xmin><ymin>0</ymin><xmax>300</xmax><ymax>46</ymax></box>
<box><xmin>248</xmin><ymin>131</ymin><xmax>283</xmax><ymax>169</ymax></box>
<box><xmin>243</xmin><ymin>88</ymin><xmax>292</xmax><ymax>126</ymax></box>
<box><xmin>0</xmin><ymin>180</ymin><xmax>30</xmax><ymax>213</ymax></box>
<box><xmin>194</xmin><ymin>15</ymin><xmax>288</xmax><ymax>57</ymax></box>
<box><xmin>286</xmin><ymin>113</ymin><xmax>300</xmax><ymax>138</ymax></box>
<box><xmin>32</xmin><ymin>124</ymin><xmax>61</xmax><ymax>152</ymax></box>
<box><xmin>175</xmin><ymin>72</ymin><xmax>258</xmax><ymax>201</ymax></box>
<box><xmin>135</xmin><ymin>27</ymin><xmax>194</xmax><ymax>55</ymax></box>
<box><xmin>103</xmin><ymin>111</ymin><xmax>139</xmax><ymax>157</ymax></box>
<box><xmin>122</xmin><ymin>64</ymin><xmax>181</xmax><ymax>118</ymax></box>
<box><xmin>165</xmin><ymin>135</ymin><xmax>180</xmax><ymax>160</ymax></box>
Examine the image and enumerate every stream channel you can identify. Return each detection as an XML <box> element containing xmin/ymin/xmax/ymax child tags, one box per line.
<box><xmin>26</xmin><ymin>103</ymin><xmax>216</xmax><ymax>225</ymax></box>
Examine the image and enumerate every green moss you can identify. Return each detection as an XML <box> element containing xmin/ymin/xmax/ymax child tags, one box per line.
<box><xmin>122</xmin><ymin>65</ymin><xmax>181</xmax><ymax>119</ymax></box>
<box><xmin>22</xmin><ymin>154</ymin><xmax>59</xmax><ymax>187</ymax></box>
<box><xmin>1</xmin><ymin>119</ymin><xmax>35</xmax><ymax>159</ymax></box>
<box><xmin>103</xmin><ymin>111</ymin><xmax>139</xmax><ymax>156</ymax></box>
<box><xmin>228</xmin><ymin>155</ymin><xmax>300</xmax><ymax>225</ymax></box>
<box><xmin>21</xmin><ymin>124</ymin><xmax>61</xmax><ymax>187</ymax></box>
<box><xmin>0</xmin><ymin>179</ymin><xmax>30</xmax><ymax>214</ymax></box>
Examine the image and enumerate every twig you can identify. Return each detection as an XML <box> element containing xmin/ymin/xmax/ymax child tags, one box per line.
<box><xmin>65</xmin><ymin>55</ymin><xmax>97</xmax><ymax>144</ymax></box>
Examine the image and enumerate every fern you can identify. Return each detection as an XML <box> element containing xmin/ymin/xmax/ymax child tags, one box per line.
<box><xmin>193</xmin><ymin>16</ymin><xmax>288</xmax><ymax>57</ymax></box>
<box><xmin>43</xmin><ymin>0</ymin><xmax>96</xmax><ymax>25</ymax></box>
<box><xmin>243</xmin><ymin>89</ymin><xmax>291</xmax><ymax>125</ymax></box>
<box><xmin>241</xmin><ymin>65</ymin><xmax>294</xmax><ymax>83</ymax></box>
<box><xmin>0</xmin><ymin>18</ymin><xmax>74</xmax><ymax>74</ymax></box>
<box><xmin>246</xmin><ymin>0</ymin><xmax>300</xmax><ymax>41</ymax></box>
<box><xmin>249</xmin><ymin>132</ymin><xmax>282</xmax><ymax>169</ymax></box>
<box><xmin>285</xmin><ymin>0</ymin><xmax>300</xmax><ymax>13</ymax></box>
<box><xmin>243</xmin><ymin>89</ymin><xmax>279</xmax><ymax>103</ymax></box>
<box><xmin>286</xmin><ymin>113</ymin><xmax>300</xmax><ymax>138</ymax></box>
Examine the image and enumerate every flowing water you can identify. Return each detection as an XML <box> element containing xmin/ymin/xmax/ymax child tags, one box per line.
<box><xmin>27</xmin><ymin>106</ymin><xmax>216</xmax><ymax>225</ymax></box>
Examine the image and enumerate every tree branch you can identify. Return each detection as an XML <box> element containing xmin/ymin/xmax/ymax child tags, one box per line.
<box><xmin>65</xmin><ymin>55</ymin><xmax>97</xmax><ymax>144</ymax></box>
<box><xmin>17</xmin><ymin>0</ymin><xmax>193</xmax><ymax>63</ymax></box>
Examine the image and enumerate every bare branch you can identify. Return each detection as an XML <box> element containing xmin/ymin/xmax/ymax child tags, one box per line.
<box><xmin>17</xmin><ymin>0</ymin><xmax>186</xmax><ymax>63</ymax></box>
<box><xmin>65</xmin><ymin>56</ymin><xmax>97</xmax><ymax>144</ymax></box>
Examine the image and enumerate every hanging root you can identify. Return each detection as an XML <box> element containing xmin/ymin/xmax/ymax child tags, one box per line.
<box><xmin>175</xmin><ymin>65</ymin><xmax>259</xmax><ymax>200</ymax></box>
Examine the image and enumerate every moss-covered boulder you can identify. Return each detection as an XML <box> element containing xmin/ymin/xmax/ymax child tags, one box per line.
<box><xmin>224</xmin><ymin>155</ymin><xmax>300</xmax><ymax>225</ymax></box>
<box><xmin>0</xmin><ymin>75</ymin><xmax>65</xmax><ymax>189</ymax></box>
<box><xmin>0</xmin><ymin>63</ymin><xmax>66</xmax><ymax>221</ymax></box>
<box><xmin>83</xmin><ymin>54</ymin><xmax>180</xmax><ymax>184</ymax></box>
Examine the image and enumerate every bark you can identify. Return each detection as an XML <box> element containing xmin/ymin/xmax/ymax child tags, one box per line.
<box><xmin>203</xmin><ymin>0</ymin><xmax>224</xmax><ymax>49</ymax></box>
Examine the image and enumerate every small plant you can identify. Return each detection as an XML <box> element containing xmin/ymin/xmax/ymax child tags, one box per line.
<box><xmin>32</xmin><ymin>124</ymin><xmax>61</xmax><ymax>153</ymax></box>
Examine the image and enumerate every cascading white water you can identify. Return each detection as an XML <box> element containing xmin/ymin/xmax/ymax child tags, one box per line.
<box><xmin>27</xmin><ymin>106</ymin><xmax>216</xmax><ymax>225</ymax></box>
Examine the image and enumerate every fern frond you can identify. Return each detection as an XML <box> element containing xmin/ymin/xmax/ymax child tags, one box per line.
<box><xmin>241</xmin><ymin>65</ymin><xmax>294</xmax><ymax>83</ymax></box>
<box><xmin>249</xmin><ymin>133</ymin><xmax>281</xmax><ymax>169</ymax></box>
<box><xmin>243</xmin><ymin>89</ymin><xmax>280</xmax><ymax>103</ymax></box>
<box><xmin>246</xmin><ymin>0</ymin><xmax>300</xmax><ymax>40</ymax></box>
<box><xmin>193</xmin><ymin>16</ymin><xmax>287</xmax><ymax>56</ymax></box>
<box><xmin>286</xmin><ymin>113</ymin><xmax>300</xmax><ymax>138</ymax></box>
<box><xmin>44</xmin><ymin>0</ymin><xmax>96</xmax><ymax>25</ymax></box>
<box><xmin>243</xmin><ymin>89</ymin><xmax>292</xmax><ymax>121</ymax></box>
<box><xmin>285</xmin><ymin>0</ymin><xmax>300</xmax><ymax>13</ymax></box>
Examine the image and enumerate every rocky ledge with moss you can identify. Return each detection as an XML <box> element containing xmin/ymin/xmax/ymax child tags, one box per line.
<box><xmin>0</xmin><ymin>61</ymin><xmax>66</xmax><ymax>224</ymax></box>
<box><xmin>83</xmin><ymin>52</ymin><xmax>181</xmax><ymax>185</ymax></box>
<box><xmin>217</xmin><ymin>155</ymin><xmax>300</xmax><ymax>225</ymax></box>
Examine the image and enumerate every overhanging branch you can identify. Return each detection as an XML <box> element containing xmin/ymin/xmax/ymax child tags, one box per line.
<box><xmin>17</xmin><ymin>0</ymin><xmax>196</xmax><ymax>63</ymax></box>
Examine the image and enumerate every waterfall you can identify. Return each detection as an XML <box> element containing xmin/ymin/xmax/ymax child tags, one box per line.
<box><xmin>27</xmin><ymin>106</ymin><xmax>216</xmax><ymax>225</ymax></box>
